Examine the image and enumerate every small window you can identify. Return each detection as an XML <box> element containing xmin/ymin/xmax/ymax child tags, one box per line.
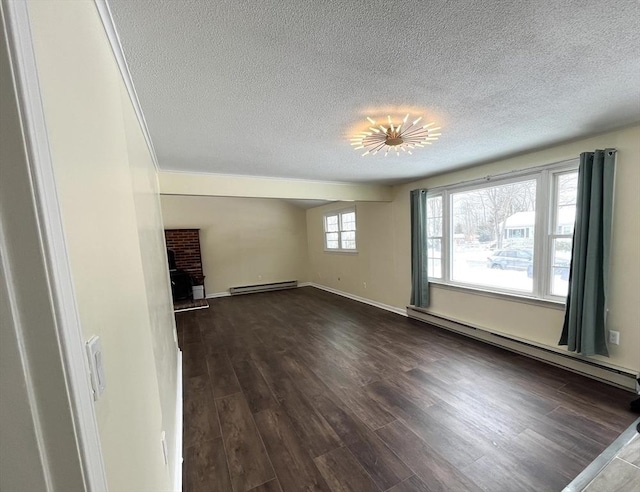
<box><xmin>324</xmin><ymin>209</ymin><xmax>357</xmax><ymax>252</ymax></box>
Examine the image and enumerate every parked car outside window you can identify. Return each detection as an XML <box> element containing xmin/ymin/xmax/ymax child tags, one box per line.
<box><xmin>486</xmin><ymin>249</ymin><xmax>532</xmax><ymax>271</ymax></box>
<box><xmin>486</xmin><ymin>248</ymin><xmax>570</xmax><ymax>280</ymax></box>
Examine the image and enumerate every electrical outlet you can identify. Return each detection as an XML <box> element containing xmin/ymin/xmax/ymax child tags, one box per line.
<box><xmin>363</xmin><ymin>282</ymin><xmax>367</xmax><ymax>289</ymax></box>
<box><xmin>608</xmin><ymin>330</ymin><xmax>620</xmax><ymax>345</ymax></box>
<box><xmin>258</xmin><ymin>274</ymin><xmax>262</xmax><ymax>280</ymax></box>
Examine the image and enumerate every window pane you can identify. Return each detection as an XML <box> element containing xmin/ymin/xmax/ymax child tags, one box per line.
<box><xmin>341</xmin><ymin>221</ymin><xmax>356</xmax><ymax>232</ymax></box>
<box><xmin>555</xmin><ymin>172</ymin><xmax>578</xmax><ymax>235</ymax></box>
<box><xmin>451</xmin><ymin>179</ymin><xmax>537</xmax><ymax>292</ymax></box>
<box><xmin>341</xmin><ymin>212</ymin><xmax>356</xmax><ymax>233</ymax></box>
<box><xmin>551</xmin><ymin>238</ymin><xmax>572</xmax><ymax>297</ymax></box>
<box><xmin>427</xmin><ymin>196</ymin><xmax>443</xmax><ymax>236</ymax></box>
<box><xmin>427</xmin><ymin>238</ymin><xmax>442</xmax><ymax>279</ymax></box>
<box><xmin>427</xmin><ymin>218</ymin><xmax>442</xmax><ymax>237</ymax></box>
<box><xmin>341</xmin><ymin>211</ymin><xmax>356</xmax><ymax>232</ymax></box>
<box><xmin>341</xmin><ymin>230</ymin><xmax>356</xmax><ymax>249</ymax></box>
<box><xmin>325</xmin><ymin>215</ymin><xmax>339</xmax><ymax>232</ymax></box>
<box><xmin>326</xmin><ymin>232</ymin><xmax>338</xmax><ymax>249</ymax></box>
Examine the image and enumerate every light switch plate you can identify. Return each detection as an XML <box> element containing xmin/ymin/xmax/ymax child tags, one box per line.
<box><xmin>86</xmin><ymin>336</ymin><xmax>106</xmax><ymax>400</ymax></box>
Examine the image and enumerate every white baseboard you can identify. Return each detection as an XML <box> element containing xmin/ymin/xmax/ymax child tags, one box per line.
<box><xmin>173</xmin><ymin>304</ymin><xmax>209</xmax><ymax>313</ymax></box>
<box><xmin>206</xmin><ymin>291</ymin><xmax>230</xmax><ymax>299</ymax></box>
<box><xmin>407</xmin><ymin>307</ymin><xmax>638</xmax><ymax>391</ymax></box>
<box><xmin>298</xmin><ymin>282</ymin><xmax>312</xmax><ymax>287</ymax></box>
<box><xmin>308</xmin><ymin>283</ymin><xmax>407</xmax><ymax>317</ymax></box>
<box><xmin>173</xmin><ymin>350</ymin><xmax>183</xmax><ymax>492</ymax></box>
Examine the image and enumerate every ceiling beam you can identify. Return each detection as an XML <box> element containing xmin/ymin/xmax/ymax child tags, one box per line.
<box><xmin>158</xmin><ymin>172</ymin><xmax>393</xmax><ymax>202</ymax></box>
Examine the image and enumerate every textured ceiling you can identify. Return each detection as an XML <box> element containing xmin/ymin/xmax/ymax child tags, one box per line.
<box><xmin>109</xmin><ymin>0</ymin><xmax>640</xmax><ymax>184</ymax></box>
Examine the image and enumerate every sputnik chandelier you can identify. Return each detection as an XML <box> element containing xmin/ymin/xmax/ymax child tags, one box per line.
<box><xmin>350</xmin><ymin>114</ymin><xmax>441</xmax><ymax>156</ymax></box>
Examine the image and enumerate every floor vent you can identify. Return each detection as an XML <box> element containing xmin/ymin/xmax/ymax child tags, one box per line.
<box><xmin>229</xmin><ymin>280</ymin><xmax>298</xmax><ymax>295</ymax></box>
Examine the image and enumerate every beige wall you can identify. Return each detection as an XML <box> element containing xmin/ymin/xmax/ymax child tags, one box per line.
<box><xmin>1</xmin><ymin>22</ymin><xmax>85</xmax><ymax>491</ymax></box>
<box><xmin>161</xmin><ymin>195</ymin><xmax>309</xmax><ymax>294</ymax></box>
<box><xmin>122</xmin><ymin>85</ymin><xmax>179</xmax><ymax>484</ymax></box>
<box><xmin>28</xmin><ymin>1</ymin><xmax>178</xmax><ymax>490</ymax></box>
<box><xmin>308</xmin><ymin>125</ymin><xmax>640</xmax><ymax>373</ymax></box>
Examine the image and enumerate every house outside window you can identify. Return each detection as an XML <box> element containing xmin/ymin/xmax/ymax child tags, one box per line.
<box><xmin>426</xmin><ymin>161</ymin><xmax>579</xmax><ymax>301</ymax></box>
<box><xmin>324</xmin><ymin>208</ymin><xmax>357</xmax><ymax>252</ymax></box>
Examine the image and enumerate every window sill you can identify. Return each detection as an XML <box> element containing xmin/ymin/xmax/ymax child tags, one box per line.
<box><xmin>427</xmin><ymin>280</ymin><xmax>566</xmax><ymax>310</ymax></box>
<box><xmin>323</xmin><ymin>249</ymin><xmax>359</xmax><ymax>255</ymax></box>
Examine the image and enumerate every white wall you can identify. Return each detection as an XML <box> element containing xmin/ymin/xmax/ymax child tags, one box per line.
<box><xmin>161</xmin><ymin>195</ymin><xmax>309</xmax><ymax>295</ymax></box>
<box><xmin>308</xmin><ymin>125</ymin><xmax>640</xmax><ymax>373</ymax></box>
<box><xmin>27</xmin><ymin>0</ymin><xmax>178</xmax><ymax>490</ymax></box>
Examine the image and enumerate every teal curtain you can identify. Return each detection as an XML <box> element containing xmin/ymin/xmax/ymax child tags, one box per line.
<box><xmin>410</xmin><ymin>189</ymin><xmax>429</xmax><ymax>308</ymax></box>
<box><xmin>559</xmin><ymin>149</ymin><xmax>616</xmax><ymax>356</ymax></box>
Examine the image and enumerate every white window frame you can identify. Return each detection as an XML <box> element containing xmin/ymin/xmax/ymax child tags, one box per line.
<box><xmin>427</xmin><ymin>159</ymin><xmax>579</xmax><ymax>303</ymax></box>
<box><xmin>323</xmin><ymin>207</ymin><xmax>358</xmax><ymax>252</ymax></box>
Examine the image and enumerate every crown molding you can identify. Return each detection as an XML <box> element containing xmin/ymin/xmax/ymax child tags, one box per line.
<box><xmin>94</xmin><ymin>0</ymin><xmax>159</xmax><ymax>172</ymax></box>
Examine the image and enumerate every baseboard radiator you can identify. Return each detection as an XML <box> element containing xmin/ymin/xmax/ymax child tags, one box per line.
<box><xmin>407</xmin><ymin>306</ymin><xmax>638</xmax><ymax>391</ymax></box>
<box><xmin>229</xmin><ymin>280</ymin><xmax>298</xmax><ymax>295</ymax></box>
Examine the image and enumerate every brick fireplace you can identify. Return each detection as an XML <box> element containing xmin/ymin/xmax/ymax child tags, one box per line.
<box><xmin>164</xmin><ymin>229</ymin><xmax>204</xmax><ymax>283</ymax></box>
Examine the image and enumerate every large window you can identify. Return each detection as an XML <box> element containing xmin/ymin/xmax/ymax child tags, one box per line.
<box><xmin>324</xmin><ymin>208</ymin><xmax>357</xmax><ymax>251</ymax></box>
<box><xmin>426</xmin><ymin>161</ymin><xmax>578</xmax><ymax>301</ymax></box>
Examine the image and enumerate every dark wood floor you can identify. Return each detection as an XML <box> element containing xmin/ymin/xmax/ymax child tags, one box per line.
<box><xmin>177</xmin><ymin>287</ymin><xmax>637</xmax><ymax>492</ymax></box>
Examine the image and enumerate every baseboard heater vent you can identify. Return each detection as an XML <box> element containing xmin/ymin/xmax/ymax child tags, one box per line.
<box><xmin>229</xmin><ymin>280</ymin><xmax>298</xmax><ymax>296</ymax></box>
<box><xmin>407</xmin><ymin>306</ymin><xmax>638</xmax><ymax>391</ymax></box>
